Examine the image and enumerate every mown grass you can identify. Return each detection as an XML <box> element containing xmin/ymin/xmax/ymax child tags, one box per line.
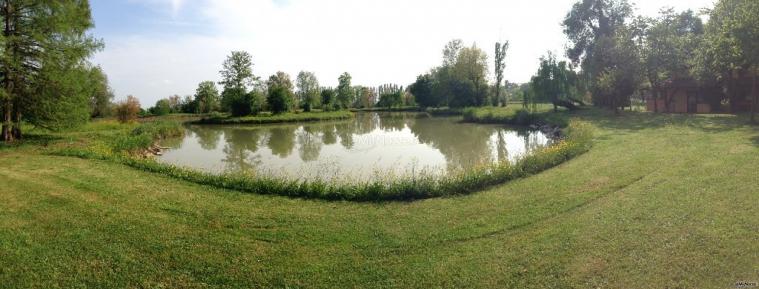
<box><xmin>0</xmin><ymin>109</ymin><xmax>756</xmax><ymax>288</ymax></box>
<box><xmin>52</xmin><ymin>119</ymin><xmax>593</xmax><ymax>201</ymax></box>
<box><xmin>194</xmin><ymin>111</ymin><xmax>354</xmax><ymax>125</ymax></box>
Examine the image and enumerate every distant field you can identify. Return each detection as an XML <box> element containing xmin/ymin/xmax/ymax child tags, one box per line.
<box><xmin>0</xmin><ymin>109</ymin><xmax>757</xmax><ymax>288</ymax></box>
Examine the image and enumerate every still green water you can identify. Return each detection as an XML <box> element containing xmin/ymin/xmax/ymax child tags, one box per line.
<box><xmin>158</xmin><ymin>113</ymin><xmax>551</xmax><ymax>181</ymax></box>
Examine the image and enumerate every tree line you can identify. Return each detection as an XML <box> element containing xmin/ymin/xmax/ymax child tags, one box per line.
<box><xmin>556</xmin><ymin>0</ymin><xmax>758</xmax><ymax>119</ymax></box>
<box><xmin>143</xmin><ymin>51</ymin><xmax>417</xmax><ymax>118</ymax></box>
<box><xmin>2</xmin><ymin>0</ymin><xmax>757</xmax><ymax>142</ymax></box>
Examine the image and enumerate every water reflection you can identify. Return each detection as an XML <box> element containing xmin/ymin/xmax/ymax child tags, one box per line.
<box><xmin>159</xmin><ymin>112</ymin><xmax>552</xmax><ymax>180</ymax></box>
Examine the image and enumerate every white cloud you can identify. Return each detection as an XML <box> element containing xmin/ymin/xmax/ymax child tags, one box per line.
<box><xmin>95</xmin><ymin>0</ymin><xmax>718</xmax><ymax>105</ymax></box>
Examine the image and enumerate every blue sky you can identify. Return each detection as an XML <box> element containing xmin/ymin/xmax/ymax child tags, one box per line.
<box><xmin>90</xmin><ymin>0</ymin><xmax>716</xmax><ymax>107</ymax></box>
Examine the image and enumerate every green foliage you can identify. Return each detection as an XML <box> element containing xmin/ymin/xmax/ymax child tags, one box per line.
<box><xmin>336</xmin><ymin>72</ymin><xmax>354</xmax><ymax>109</ymax></box>
<box><xmin>150</xmin><ymin>99</ymin><xmax>172</xmax><ymax>116</ymax></box>
<box><xmin>219</xmin><ymin>51</ymin><xmax>257</xmax><ymax>91</ymax></box>
<box><xmin>194</xmin><ymin>81</ymin><xmax>220</xmax><ymax>113</ymax></box>
<box><xmin>530</xmin><ymin>53</ymin><xmax>585</xmax><ymax>111</ymax></box>
<box><xmin>23</xmin><ymin>63</ymin><xmax>93</xmax><ymax>131</ymax></box>
<box><xmin>419</xmin><ymin>40</ymin><xmax>491</xmax><ymax>108</ymax></box>
<box><xmin>267</xmin><ymin>87</ymin><xmax>293</xmax><ymax>114</ymax></box>
<box><xmin>320</xmin><ymin>88</ymin><xmax>337</xmax><ymax>111</ymax></box>
<box><xmin>563</xmin><ymin>0</ymin><xmax>638</xmax><ymax>110</ymax></box>
<box><xmin>563</xmin><ymin>0</ymin><xmax>633</xmax><ymax>66</ymax></box>
<box><xmin>493</xmin><ymin>41</ymin><xmax>510</xmax><ymax>106</ymax></box>
<box><xmin>462</xmin><ymin>104</ymin><xmax>570</xmax><ymax>127</ymax></box>
<box><xmin>377</xmin><ymin>92</ymin><xmax>404</xmax><ymax>108</ymax></box>
<box><xmin>87</xmin><ymin>65</ymin><xmax>114</xmax><ymax>118</ymax></box>
<box><xmin>1</xmin><ymin>0</ymin><xmax>102</xmax><ymax>140</ymax></box>
<box><xmin>267</xmin><ymin>72</ymin><xmax>295</xmax><ymax>114</ymax></box>
<box><xmin>222</xmin><ymin>88</ymin><xmax>262</xmax><ymax>117</ymax></box>
<box><xmin>108</xmin><ymin>121</ymin><xmax>184</xmax><ymax>155</ymax></box>
<box><xmin>591</xmin><ymin>28</ymin><xmax>642</xmax><ymax>110</ymax></box>
<box><xmin>409</xmin><ymin>74</ymin><xmax>436</xmax><ymax>108</ymax></box>
<box><xmin>195</xmin><ymin>111</ymin><xmax>353</xmax><ymax>125</ymax></box>
<box><xmin>296</xmin><ymin>71</ymin><xmax>320</xmax><ymax>112</ymax></box>
<box><xmin>452</xmin><ymin>44</ymin><xmax>490</xmax><ymax>106</ymax></box>
<box><xmin>642</xmin><ymin>9</ymin><xmax>704</xmax><ymax>111</ymax></box>
<box><xmin>699</xmin><ymin>0</ymin><xmax>759</xmax><ymax>120</ymax></box>
<box><xmin>218</xmin><ymin>51</ymin><xmax>261</xmax><ymax>116</ymax></box>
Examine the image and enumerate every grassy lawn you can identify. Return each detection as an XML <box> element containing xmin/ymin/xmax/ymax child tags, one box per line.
<box><xmin>1</xmin><ymin>109</ymin><xmax>758</xmax><ymax>288</ymax></box>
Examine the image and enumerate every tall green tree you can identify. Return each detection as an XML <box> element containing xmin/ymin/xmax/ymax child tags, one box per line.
<box><xmin>642</xmin><ymin>9</ymin><xmax>704</xmax><ymax>112</ymax></box>
<box><xmin>194</xmin><ymin>81</ymin><xmax>220</xmax><ymax>113</ymax></box>
<box><xmin>594</xmin><ymin>27</ymin><xmax>642</xmax><ymax>111</ymax></box>
<box><xmin>219</xmin><ymin>51</ymin><xmax>259</xmax><ymax>115</ymax></box>
<box><xmin>493</xmin><ymin>41</ymin><xmax>510</xmax><ymax>106</ymax></box>
<box><xmin>1</xmin><ymin>0</ymin><xmax>102</xmax><ymax>141</ymax></box>
<box><xmin>219</xmin><ymin>51</ymin><xmax>256</xmax><ymax>91</ymax></box>
<box><xmin>452</xmin><ymin>43</ymin><xmax>489</xmax><ymax>107</ymax></box>
<box><xmin>336</xmin><ymin>72</ymin><xmax>353</xmax><ymax>109</ymax></box>
<box><xmin>150</xmin><ymin>99</ymin><xmax>171</xmax><ymax>116</ymax></box>
<box><xmin>409</xmin><ymin>73</ymin><xmax>436</xmax><ymax>108</ymax></box>
<box><xmin>87</xmin><ymin>65</ymin><xmax>114</xmax><ymax>118</ymax></box>
<box><xmin>530</xmin><ymin>53</ymin><xmax>585</xmax><ymax>111</ymax></box>
<box><xmin>267</xmin><ymin>71</ymin><xmax>294</xmax><ymax>114</ymax></box>
<box><xmin>563</xmin><ymin>0</ymin><xmax>635</xmax><ymax>110</ymax></box>
<box><xmin>320</xmin><ymin>88</ymin><xmax>336</xmax><ymax>110</ymax></box>
<box><xmin>296</xmin><ymin>71</ymin><xmax>320</xmax><ymax>112</ymax></box>
<box><xmin>699</xmin><ymin>0</ymin><xmax>759</xmax><ymax>121</ymax></box>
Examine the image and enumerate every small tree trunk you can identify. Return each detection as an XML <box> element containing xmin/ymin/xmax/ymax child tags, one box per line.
<box><xmin>12</xmin><ymin>108</ymin><xmax>21</xmax><ymax>139</ymax></box>
<box><xmin>2</xmin><ymin>100</ymin><xmax>12</xmax><ymax>142</ymax></box>
<box><xmin>752</xmin><ymin>73</ymin><xmax>757</xmax><ymax>124</ymax></box>
<box><xmin>653</xmin><ymin>88</ymin><xmax>659</xmax><ymax>113</ymax></box>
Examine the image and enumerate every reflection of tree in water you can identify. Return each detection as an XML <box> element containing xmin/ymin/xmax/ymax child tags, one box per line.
<box><xmin>378</xmin><ymin>112</ymin><xmax>409</xmax><ymax>132</ymax></box>
<box><xmin>190</xmin><ymin>125</ymin><xmax>223</xmax><ymax>150</ymax></box>
<box><xmin>316</xmin><ymin>124</ymin><xmax>338</xmax><ymax>145</ymax></box>
<box><xmin>222</xmin><ymin>127</ymin><xmax>264</xmax><ymax>172</ymax></box>
<box><xmin>353</xmin><ymin>112</ymin><xmax>379</xmax><ymax>134</ymax></box>
<box><xmin>520</xmin><ymin>129</ymin><xmax>545</xmax><ymax>152</ymax></box>
<box><xmin>409</xmin><ymin>119</ymin><xmax>497</xmax><ymax>171</ymax></box>
<box><xmin>267</xmin><ymin>126</ymin><xmax>296</xmax><ymax>158</ymax></box>
<box><xmin>297</xmin><ymin>126</ymin><xmax>322</xmax><ymax>162</ymax></box>
<box><xmin>334</xmin><ymin>122</ymin><xmax>355</xmax><ymax>149</ymax></box>
<box><xmin>495</xmin><ymin>130</ymin><xmax>509</xmax><ymax>162</ymax></box>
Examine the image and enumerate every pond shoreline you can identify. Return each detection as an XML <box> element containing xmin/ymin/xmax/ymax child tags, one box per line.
<box><xmin>52</xmin><ymin>112</ymin><xmax>594</xmax><ymax>201</ymax></box>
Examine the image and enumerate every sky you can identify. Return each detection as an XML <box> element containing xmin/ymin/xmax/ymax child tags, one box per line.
<box><xmin>90</xmin><ymin>0</ymin><xmax>716</xmax><ymax>106</ymax></box>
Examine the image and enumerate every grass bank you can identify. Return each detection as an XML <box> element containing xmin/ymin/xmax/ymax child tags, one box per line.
<box><xmin>51</xmin><ymin>118</ymin><xmax>593</xmax><ymax>201</ymax></box>
<box><xmin>1</xmin><ymin>110</ymin><xmax>756</xmax><ymax>287</ymax></box>
<box><xmin>350</xmin><ymin>106</ymin><xmax>464</xmax><ymax>116</ymax></box>
<box><xmin>463</xmin><ymin>104</ymin><xmax>571</xmax><ymax>126</ymax></box>
<box><xmin>194</xmin><ymin>111</ymin><xmax>354</xmax><ymax>125</ymax></box>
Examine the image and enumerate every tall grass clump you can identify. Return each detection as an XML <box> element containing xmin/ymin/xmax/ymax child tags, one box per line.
<box><xmin>52</xmin><ymin>119</ymin><xmax>593</xmax><ymax>202</ymax></box>
<box><xmin>105</xmin><ymin>121</ymin><xmax>184</xmax><ymax>155</ymax></box>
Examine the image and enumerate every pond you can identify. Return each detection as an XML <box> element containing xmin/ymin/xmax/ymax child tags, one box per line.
<box><xmin>158</xmin><ymin>112</ymin><xmax>552</xmax><ymax>181</ymax></box>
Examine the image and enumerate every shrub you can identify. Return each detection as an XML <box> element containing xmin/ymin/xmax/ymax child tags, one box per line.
<box><xmin>115</xmin><ymin>95</ymin><xmax>141</xmax><ymax>123</ymax></box>
<box><xmin>267</xmin><ymin>87</ymin><xmax>293</xmax><ymax>114</ymax></box>
<box><xmin>150</xmin><ymin>99</ymin><xmax>171</xmax><ymax>116</ymax></box>
<box><xmin>106</xmin><ymin>121</ymin><xmax>184</xmax><ymax>155</ymax></box>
